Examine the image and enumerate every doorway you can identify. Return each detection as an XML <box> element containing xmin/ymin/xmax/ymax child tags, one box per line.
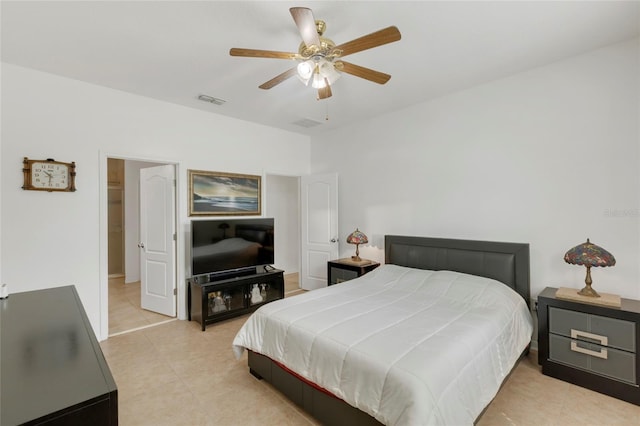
<box><xmin>105</xmin><ymin>157</ymin><xmax>178</xmax><ymax>337</ymax></box>
<box><xmin>265</xmin><ymin>174</ymin><xmax>301</xmax><ymax>293</ymax></box>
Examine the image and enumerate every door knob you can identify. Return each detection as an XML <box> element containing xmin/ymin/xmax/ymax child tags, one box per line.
<box><xmin>330</xmin><ymin>238</ymin><xmax>338</xmax><ymax>243</ymax></box>
<box><xmin>138</xmin><ymin>243</ymin><xmax>145</xmax><ymax>248</ymax></box>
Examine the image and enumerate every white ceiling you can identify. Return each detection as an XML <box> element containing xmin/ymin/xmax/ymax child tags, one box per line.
<box><xmin>2</xmin><ymin>1</ymin><xmax>639</xmax><ymax>136</ymax></box>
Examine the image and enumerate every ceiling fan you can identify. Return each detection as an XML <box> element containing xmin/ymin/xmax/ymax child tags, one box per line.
<box><xmin>229</xmin><ymin>7</ymin><xmax>401</xmax><ymax>100</ymax></box>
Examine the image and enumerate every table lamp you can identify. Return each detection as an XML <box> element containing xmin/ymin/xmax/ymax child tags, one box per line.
<box><xmin>564</xmin><ymin>238</ymin><xmax>616</xmax><ymax>297</ymax></box>
<box><xmin>346</xmin><ymin>228</ymin><xmax>368</xmax><ymax>262</ymax></box>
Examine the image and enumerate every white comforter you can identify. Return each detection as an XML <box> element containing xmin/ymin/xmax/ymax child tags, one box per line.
<box><xmin>232</xmin><ymin>264</ymin><xmax>533</xmax><ymax>425</ymax></box>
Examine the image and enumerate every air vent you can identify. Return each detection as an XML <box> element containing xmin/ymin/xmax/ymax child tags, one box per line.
<box><xmin>197</xmin><ymin>94</ymin><xmax>226</xmax><ymax>105</ymax></box>
<box><xmin>292</xmin><ymin>118</ymin><xmax>323</xmax><ymax>128</ymax></box>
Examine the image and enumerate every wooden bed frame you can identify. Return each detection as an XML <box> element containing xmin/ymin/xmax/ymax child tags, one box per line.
<box><xmin>247</xmin><ymin>235</ymin><xmax>531</xmax><ymax>425</ymax></box>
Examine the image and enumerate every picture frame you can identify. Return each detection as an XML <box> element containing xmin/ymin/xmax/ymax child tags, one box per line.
<box><xmin>188</xmin><ymin>170</ymin><xmax>261</xmax><ymax>216</ymax></box>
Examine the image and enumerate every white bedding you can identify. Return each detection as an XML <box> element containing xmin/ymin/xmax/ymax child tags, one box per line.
<box><xmin>232</xmin><ymin>264</ymin><xmax>533</xmax><ymax>425</ymax></box>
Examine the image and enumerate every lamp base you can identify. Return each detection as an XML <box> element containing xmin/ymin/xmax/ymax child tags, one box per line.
<box><xmin>577</xmin><ymin>266</ymin><xmax>600</xmax><ymax>297</ymax></box>
<box><xmin>351</xmin><ymin>255</ymin><xmax>362</xmax><ymax>262</ymax></box>
<box><xmin>578</xmin><ymin>285</ymin><xmax>600</xmax><ymax>298</ymax></box>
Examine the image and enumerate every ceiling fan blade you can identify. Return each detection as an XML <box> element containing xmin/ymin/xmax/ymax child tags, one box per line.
<box><xmin>334</xmin><ymin>26</ymin><xmax>401</xmax><ymax>58</ymax></box>
<box><xmin>317</xmin><ymin>83</ymin><xmax>332</xmax><ymax>100</ymax></box>
<box><xmin>230</xmin><ymin>48</ymin><xmax>297</xmax><ymax>60</ymax></box>
<box><xmin>290</xmin><ymin>7</ymin><xmax>320</xmax><ymax>48</ymax></box>
<box><xmin>337</xmin><ymin>61</ymin><xmax>391</xmax><ymax>84</ymax></box>
<box><xmin>259</xmin><ymin>67</ymin><xmax>298</xmax><ymax>90</ymax></box>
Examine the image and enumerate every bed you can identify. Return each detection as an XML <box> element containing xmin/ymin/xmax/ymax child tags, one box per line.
<box><xmin>232</xmin><ymin>235</ymin><xmax>533</xmax><ymax>425</ymax></box>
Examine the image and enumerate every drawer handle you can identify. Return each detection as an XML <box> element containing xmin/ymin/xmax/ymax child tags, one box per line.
<box><xmin>570</xmin><ymin>329</ymin><xmax>608</xmax><ymax>346</ymax></box>
<box><xmin>570</xmin><ymin>329</ymin><xmax>608</xmax><ymax>359</ymax></box>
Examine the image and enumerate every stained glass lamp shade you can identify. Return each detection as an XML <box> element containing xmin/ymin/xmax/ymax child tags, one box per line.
<box><xmin>564</xmin><ymin>238</ymin><xmax>616</xmax><ymax>297</ymax></box>
<box><xmin>346</xmin><ymin>228</ymin><xmax>368</xmax><ymax>262</ymax></box>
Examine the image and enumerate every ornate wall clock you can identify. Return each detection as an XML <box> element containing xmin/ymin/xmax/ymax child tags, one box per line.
<box><xmin>22</xmin><ymin>157</ymin><xmax>76</xmax><ymax>192</ymax></box>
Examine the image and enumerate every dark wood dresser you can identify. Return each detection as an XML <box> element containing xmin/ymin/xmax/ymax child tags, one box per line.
<box><xmin>1</xmin><ymin>286</ymin><xmax>118</xmax><ymax>425</ymax></box>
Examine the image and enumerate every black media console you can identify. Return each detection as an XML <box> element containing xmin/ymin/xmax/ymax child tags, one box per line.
<box><xmin>188</xmin><ymin>268</ymin><xmax>284</xmax><ymax>331</ymax></box>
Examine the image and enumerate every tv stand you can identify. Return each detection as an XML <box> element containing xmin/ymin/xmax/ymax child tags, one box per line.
<box><xmin>188</xmin><ymin>269</ymin><xmax>284</xmax><ymax>331</ymax></box>
<box><xmin>204</xmin><ymin>267</ymin><xmax>256</xmax><ymax>282</ymax></box>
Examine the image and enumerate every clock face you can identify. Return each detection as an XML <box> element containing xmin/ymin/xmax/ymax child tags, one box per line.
<box><xmin>22</xmin><ymin>157</ymin><xmax>76</xmax><ymax>192</ymax></box>
<box><xmin>31</xmin><ymin>162</ymin><xmax>70</xmax><ymax>190</ymax></box>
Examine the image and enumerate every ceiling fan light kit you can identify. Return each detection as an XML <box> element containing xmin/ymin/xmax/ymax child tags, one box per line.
<box><xmin>297</xmin><ymin>58</ymin><xmax>341</xmax><ymax>89</ymax></box>
<box><xmin>230</xmin><ymin>7</ymin><xmax>401</xmax><ymax>99</ymax></box>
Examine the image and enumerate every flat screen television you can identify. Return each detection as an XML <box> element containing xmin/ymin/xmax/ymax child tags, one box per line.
<box><xmin>191</xmin><ymin>218</ymin><xmax>274</xmax><ymax>276</ymax></box>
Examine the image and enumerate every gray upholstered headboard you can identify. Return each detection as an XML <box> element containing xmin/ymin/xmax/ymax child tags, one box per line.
<box><xmin>385</xmin><ymin>235</ymin><xmax>530</xmax><ymax>303</ymax></box>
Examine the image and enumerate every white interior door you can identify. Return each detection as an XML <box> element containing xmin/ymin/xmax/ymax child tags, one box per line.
<box><xmin>139</xmin><ymin>164</ymin><xmax>176</xmax><ymax>316</ymax></box>
<box><xmin>300</xmin><ymin>173</ymin><xmax>339</xmax><ymax>290</ymax></box>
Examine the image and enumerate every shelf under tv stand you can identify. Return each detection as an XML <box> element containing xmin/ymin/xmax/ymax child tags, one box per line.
<box><xmin>188</xmin><ymin>269</ymin><xmax>284</xmax><ymax>331</ymax></box>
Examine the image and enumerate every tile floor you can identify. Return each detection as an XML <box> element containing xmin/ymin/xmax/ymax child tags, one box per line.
<box><xmin>109</xmin><ymin>273</ymin><xmax>302</xmax><ymax>336</ymax></box>
<box><xmin>101</xmin><ymin>275</ymin><xmax>640</xmax><ymax>425</ymax></box>
<box><xmin>108</xmin><ymin>277</ymin><xmax>176</xmax><ymax>335</ymax></box>
<box><xmin>284</xmin><ymin>272</ymin><xmax>304</xmax><ymax>296</ymax></box>
<box><xmin>478</xmin><ymin>351</ymin><xmax>640</xmax><ymax>425</ymax></box>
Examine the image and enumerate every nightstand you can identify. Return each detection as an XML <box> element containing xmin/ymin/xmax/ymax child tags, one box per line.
<box><xmin>327</xmin><ymin>258</ymin><xmax>380</xmax><ymax>286</ymax></box>
<box><xmin>538</xmin><ymin>287</ymin><xmax>640</xmax><ymax>406</ymax></box>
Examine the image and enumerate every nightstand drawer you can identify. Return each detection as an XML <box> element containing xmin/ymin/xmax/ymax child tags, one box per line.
<box><xmin>330</xmin><ymin>267</ymin><xmax>359</xmax><ymax>284</ymax></box>
<box><xmin>549</xmin><ymin>306</ymin><xmax>636</xmax><ymax>352</ymax></box>
<box><xmin>549</xmin><ymin>334</ymin><xmax>636</xmax><ymax>384</ymax></box>
<box><xmin>327</xmin><ymin>259</ymin><xmax>380</xmax><ymax>286</ymax></box>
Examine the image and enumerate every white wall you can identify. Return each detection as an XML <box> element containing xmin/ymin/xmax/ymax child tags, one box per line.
<box><xmin>1</xmin><ymin>63</ymin><xmax>310</xmax><ymax>340</ymax></box>
<box><xmin>265</xmin><ymin>174</ymin><xmax>300</xmax><ymax>274</ymax></box>
<box><xmin>311</xmin><ymin>38</ymin><xmax>640</xmax><ymax>303</ymax></box>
